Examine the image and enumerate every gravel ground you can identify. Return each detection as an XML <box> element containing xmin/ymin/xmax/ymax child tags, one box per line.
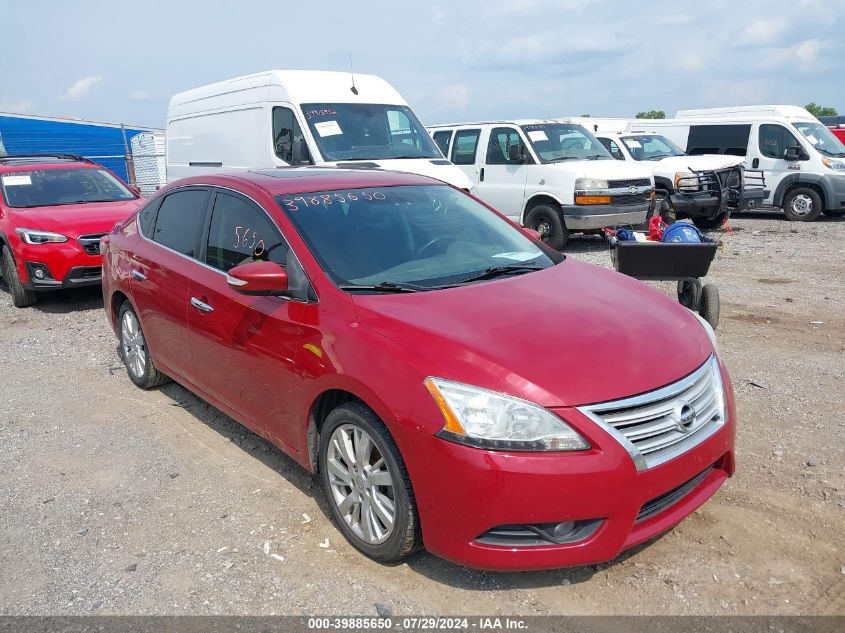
<box><xmin>0</xmin><ymin>208</ymin><xmax>843</xmax><ymax>616</ymax></box>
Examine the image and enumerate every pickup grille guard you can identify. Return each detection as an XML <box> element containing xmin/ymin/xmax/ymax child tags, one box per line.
<box><xmin>683</xmin><ymin>166</ymin><xmax>766</xmax><ymax>212</ymax></box>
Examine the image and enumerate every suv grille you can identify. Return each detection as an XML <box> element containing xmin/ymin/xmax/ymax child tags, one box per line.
<box><xmin>578</xmin><ymin>356</ymin><xmax>725</xmax><ymax>470</ymax></box>
<box><xmin>611</xmin><ymin>193</ymin><xmax>651</xmax><ymax>206</ymax></box>
<box><xmin>78</xmin><ymin>233</ymin><xmax>107</xmax><ymax>256</ymax></box>
<box><xmin>608</xmin><ymin>178</ymin><xmax>651</xmax><ymax>189</ymax></box>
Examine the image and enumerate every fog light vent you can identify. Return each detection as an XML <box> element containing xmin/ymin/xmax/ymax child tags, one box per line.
<box><xmin>475</xmin><ymin>519</ymin><xmax>602</xmax><ymax>547</ymax></box>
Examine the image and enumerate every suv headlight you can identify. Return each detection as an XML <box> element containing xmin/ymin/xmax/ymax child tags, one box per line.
<box><xmin>674</xmin><ymin>171</ymin><xmax>701</xmax><ymax>192</ymax></box>
<box><xmin>424</xmin><ymin>377</ymin><xmax>590</xmax><ymax>451</ymax></box>
<box><xmin>822</xmin><ymin>157</ymin><xmax>845</xmax><ymax>172</ymax></box>
<box><xmin>15</xmin><ymin>228</ymin><xmax>68</xmax><ymax>244</ymax></box>
<box><xmin>575</xmin><ymin>178</ymin><xmax>609</xmax><ymax>190</ymax></box>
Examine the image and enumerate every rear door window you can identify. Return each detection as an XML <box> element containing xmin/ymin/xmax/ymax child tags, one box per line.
<box><xmin>451</xmin><ymin>129</ymin><xmax>481</xmax><ymax>165</ymax></box>
<box><xmin>687</xmin><ymin>124</ymin><xmax>751</xmax><ymax>156</ymax></box>
<box><xmin>151</xmin><ymin>189</ymin><xmax>211</xmax><ymax>258</ymax></box>
<box><xmin>432</xmin><ymin>130</ymin><xmax>452</xmax><ymax>156</ymax></box>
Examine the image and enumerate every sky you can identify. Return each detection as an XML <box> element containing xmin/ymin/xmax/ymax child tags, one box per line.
<box><xmin>1</xmin><ymin>0</ymin><xmax>843</xmax><ymax>129</ymax></box>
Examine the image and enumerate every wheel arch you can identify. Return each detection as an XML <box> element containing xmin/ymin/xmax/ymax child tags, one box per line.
<box><xmin>306</xmin><ymin>388</ymin><xmax>382</xmax><ymax>474</ymax></box>
<box><xmin>521</xmin><ymin>193</ymin><xmax>564</xmax><ymax>226</ymax></box>
<box><xmin>654</xmin><ymin>176</ymin><xmax>674</xmax><ymax>194</ymax></box>
<box><xmin>773</xmin><ymin>174</ymin><xmax>828</xmax><ymax>209</ymax></box>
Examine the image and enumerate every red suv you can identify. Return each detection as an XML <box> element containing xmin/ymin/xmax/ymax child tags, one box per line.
<box><xmin>0</xmin><ymin>154</ymin><xmax>142</xmax><ymax>307</ymax></box>
<box><xmin>102</xmin><ymin>169</ymin><xmax>736</xmax><ymax>571</ymax></box>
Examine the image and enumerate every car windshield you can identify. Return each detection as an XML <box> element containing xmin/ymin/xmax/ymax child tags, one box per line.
<box><xmin>620</xmin><ymin>135</ymin><xmax>686</xmax><ymax>160</ymax></box>
<box><xmin>793</xmin><ymin>122</ymin><xmax>845</xmax><ymax>157</ymax></box>
<box><xmin>0</xmin><ymin>168</ymin><xmax>136</xmax><ymax>208</ymax></box>
<box><xmin>277</xmin><ymin>185</ymin><xmax>557</xmax><ymax>290</ymax></box>
<box><xmin>521</xmin><ymin>123</ymin><xmax>612</xmax><ymax>163</ymax></box>
<box><xmin>301</xmin><ymin>103</ymin><xmax>442</xmax><ymax>161</ymax></box>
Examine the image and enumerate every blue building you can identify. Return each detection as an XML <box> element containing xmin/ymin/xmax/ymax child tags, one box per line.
<box><xmin>0</xmin><ymin>112</ymin><xmax>161</xmax><ymax>183</ymax></box>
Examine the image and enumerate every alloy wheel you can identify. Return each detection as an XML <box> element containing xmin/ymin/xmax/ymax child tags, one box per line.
<box><xmin>326</xmin><ymin>423</ymin><xmax>396</xmax><ymax>545</ymax></box>
<box><xmin>121</xmin><ymin>310</ymin><xmax>146</xmax><ymax>379</ymax></box>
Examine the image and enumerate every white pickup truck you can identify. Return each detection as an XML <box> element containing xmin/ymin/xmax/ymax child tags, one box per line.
<box><xmin>427</xmin><ymin>120</ymin><xmax>655</xmax><ymax>249</ymax></box>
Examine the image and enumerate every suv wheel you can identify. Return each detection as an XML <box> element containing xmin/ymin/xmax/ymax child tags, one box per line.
<box><xmin>319</xmin><ymin>402</ymin><xmax>420</xmax><ymax>562</ymax></box>
<box><xmin>118</xmin><ymin>302</ymin><xmax>169</xmax><ymax>389</ymax></box>
<box><xmin>524</xmin><ymin>204</ymin><xmax>569</xmax><ymax>250</ymax></box>
<box><xmin>693</xmin><ymin>213</ymin><xmax>727</xmax><ymax>230</ymax></box>
<box><xmin>783</xmin><ymin>187</ymin><xmax>822</xmax><ymax>222</ymax></box>
<box><xmin>0</xmin><ymin>245</ymin><xmax>37</xmax><ymax>308</ymax></box>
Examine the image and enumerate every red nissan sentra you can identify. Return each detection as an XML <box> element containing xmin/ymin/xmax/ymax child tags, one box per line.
<box><xmin>0</xmin><ymin>154</ymin><xmax>143</xmax><ymax>307</ymax></box>
<box><xmin>101</xmin><ymin>168</ymin><xmax>735</xmax><ymax>571</ymax></box>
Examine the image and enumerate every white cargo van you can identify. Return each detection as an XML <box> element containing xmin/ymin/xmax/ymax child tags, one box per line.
<box><xmin>427</xmin><ymin>120</ymin><xmax>654</xmax><ymax>249</ymax></box>
<box><xmin>630</xmin><ymin>106</ymin><xmax>845</xmax><ymax>221</ymax></box>
<box><xmin>166</xmin><ymin>70</ymin><xmax>473</xmax><ymax>190</ymax></box>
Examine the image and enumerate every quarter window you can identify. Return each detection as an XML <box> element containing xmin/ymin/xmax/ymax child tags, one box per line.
<box><xmin>451</xmin><ymin>129</ymin><xmax>481</xmax><ymax>165</ymax></box>
<box><xmin>205</xmin><ymin>192</ymin><xmax>290</xmax><ymax>272</ymax></box>
<box><xmin>486</xmin><ymin>128</ymin><xmax>525</xmax><ymax>165</ymax></box>
<box><xmin>432</xmin><ymin>130</ymin><xmax>452</xmax><ymax>156</ymax></box>
<box><xmin>152</xmin><ymin>189</ymin><xmax>210</xmax><ymax>258</ymax></box>
<box><xmin>273</xmin><ymin>106</ymin><xmax>311</xmax><ymax>165</ymax></box>
<box><xmin>759</xmin><ymin>124</ymin><xmax>802</xmax><ymax>160</ymax></box>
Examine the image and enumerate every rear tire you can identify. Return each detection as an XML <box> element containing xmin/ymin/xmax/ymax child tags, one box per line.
<box><xmin>319</xmin><ymin>402</ymin><xmax>420</xmax><ymax>563</ymax></box>
<box><xmin>698</xmin><ymin>284</ymin><xmax>720</xmax><ymax>329</ymax></box>
<box><xmin>524</xmin><ymin>204</ymin><xmax>569</xmax><ymax>250</ymax></box>
<box><xmin>0</xmin><ymin>245</ymin><xmax>37</xmax><ymax>308</ymax></box>
<box><xmin>117</xmin><ymin>302</ymin><xmax>169</xmax><ymax>389</ymax></box>
<box><xmin>782</xmin><ymin>187</ymin><xmax>822</xmax><ymax>222</ymax></box>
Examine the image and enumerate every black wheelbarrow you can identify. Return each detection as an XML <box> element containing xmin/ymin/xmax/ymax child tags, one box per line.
<box><xmin>610</xmin><ymin>240</ymin><xmax>721</xmax><ymax>328</ymax></box>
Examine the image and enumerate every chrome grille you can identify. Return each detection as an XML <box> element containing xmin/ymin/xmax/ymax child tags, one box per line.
<box><xmin>608</xmin><ymin>178</ymin><xmax>651</xmax><ymax>189</ymax></box>
<box><xmin>578</xmin><ymin>356</ymin><xmax>725</xmax><ymax>470</ymax></box>
<box><xmin>78</xmin><ymin>233</ymin><xmax>106</xmax><ymax>256</ymax></box>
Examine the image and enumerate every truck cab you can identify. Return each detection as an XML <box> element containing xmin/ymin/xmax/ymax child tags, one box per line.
<box><xmin>428</xmin><ymin>120</ymin><xmax>655</xmax><ymax>249</ymax></box>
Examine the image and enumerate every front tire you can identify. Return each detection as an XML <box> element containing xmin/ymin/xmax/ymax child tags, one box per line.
<box><xmin>782</xmin><ymin>187</ymin><xmax>822</xmax><ymax>222</ymax></box>
<box><xmin>524</xmin><ymin>204</ymin><xmax>569</xmax><ymax>250</ymax></box>
<box><xmin>319</xmin><ymin>402</ymin><xmax>420</xmax><ymax>563</ymax></box>
<box><xmin>693</xmin><ymin>213</ymin><xmax>727</xmax><ymax>230</ymax></box>
<box><xmin>118</xmin><ymin>302</ymin><xmax>169</xmax><ymax>389</ymax></box>
<box><xmin>698</xmin><ymin>284</ymin><xmax>720</xmax><ymax>329</ymax></box>
<box><xmin>0</xmin><ymin>245</ymin><xmax>37</xmax><ymax>308</ymax></box>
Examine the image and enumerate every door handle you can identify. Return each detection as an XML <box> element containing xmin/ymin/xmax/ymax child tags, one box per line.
<box><xmin>190</xmin><ymin>297</ymin><xmax>214</xmax><ymax>313</ymax></box>
<box><xmin>752</xmin><ymin>158</ymin><xmax>759</xmax><ymax>169</ymax></box>
<box><xmin>131</xmin><ymin>269</ymin><xmax>146</xmax><ymax>281</ymax></box>
<box><xmin>480</xmin><ymin>167</ymin><xmax>485</xmax><ymax>182</ymax></box>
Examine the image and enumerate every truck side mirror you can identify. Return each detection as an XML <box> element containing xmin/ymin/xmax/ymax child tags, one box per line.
<box><xmin>508</xmin><ymin>144</ymin><xmax>525</xmax><ymax>163</ymax></box>
<box><xmin>784</xmin><ymin>146</ymin><xmax>809</xmax><ymax>161</ymax></box>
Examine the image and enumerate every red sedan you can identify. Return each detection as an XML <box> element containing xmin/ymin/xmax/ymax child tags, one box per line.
<box><xmin>0</xmin><ymin>154</ymin><xmax>143</xmax><ymax>307</ymax></box>
<box><xmin>101</xmin><ymin>168</ymin><xmax>735</xmax><ymax>571</ymax></box>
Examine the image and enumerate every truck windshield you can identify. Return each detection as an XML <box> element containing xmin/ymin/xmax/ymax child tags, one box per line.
<box><xmin>793</xmin><ymin>122</ymin><xmax>845</xmax><ymax>157</ymax></box>
<box><xmin>620</xmin><ymin>135</ymin><xmax>686</xmax><ymax>160</ymax></box>
<box><xmin>301</xmin><ymin>103</ymin><xmax>442</xmax><ymax>162</ymax></box>
<box><xmin>0</xmin><ymin>168</ymin><xmax>136</xmax><ymax>209</ymax></box>
<box><xmin>521</xmin><ymin>123</ymin><xmax>612</xmax><ymax>163</ymax></box>
<box><xmin>277</xmin><ymin>185</ymin><xmax>556</xmax><ymax>290</ymax></box>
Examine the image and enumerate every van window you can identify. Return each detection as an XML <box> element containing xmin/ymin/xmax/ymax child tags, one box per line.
<box><xmin>301</xmin><ymin>103</ymin><xmax>440</xmax><ymax>161</ymax></box>
<box><xmin>272</xmin><ymin>106</ymin><xmax>311</xmax><ymax>165</ymax></box>
<box><xmin>520</xmin><ymin>123</ymin><xmax>610</xmax><ymax>163</ymax></box>
<box><xmin>451</xmin><ymin>129</ymin><xmax>481</xmax><ymax>165</ymax></box>
<box><xmin>432</xmin><ymin>130</ymin><xmax>452</xmax><ymax>156</ymax></box>
<box><xmin>791</xmin><ymin>122</ymin><xmax>845</xmax><ymax>158</ymax></box>
<box><xmin>620</xmin><ymin>134</ymin><xmax>685</xmax><ymax>161</ymax></box>
<box><xmin>152</xmin><ymin>189</ymin><xmax>210</xmax><ymax>258</ymax></box>
<box><xmin>687</xmin><ymin>125</ymin><xmax>751</xmax><ymax>156</ymax></box>
<box><xmin>758</xmin><ymin>124</ymin><xmax>802</xmax><ymax>159</ymax></box>
<box><xmin>486</xmin><ymin>128</ymin><xmax>526</xmax><ymax>165</ymax></box>
<box><xmin>599</xmin><ymin>137</ymin><xmax>625</xmax><ymax>160</ymax></box>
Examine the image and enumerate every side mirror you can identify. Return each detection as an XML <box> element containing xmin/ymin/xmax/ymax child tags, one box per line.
<box><xmin>226</xmin><ymin>260</ymin><xmax>288</xmax><ymax>295</ymax></box>
<box><xmin>784</xmin><ymin>146</ymin><xmax>809</xmax><ymax>161</ymax></box>
<box><xmin>508</xmin><ymin>143</ymin><xmax>525</xmax><ymax>163</ymax></box>
<box><xmin>523</xmin><ymin>227</ymin><xmax>542</xmax><ymax>241</ymax></box>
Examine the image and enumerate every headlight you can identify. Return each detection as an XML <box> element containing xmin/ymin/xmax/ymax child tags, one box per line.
<box><xmin>674</xmin><ymin>171</ymin><xmax>700</xmax><ymax>192</ymax></box>
<box><xmin>708</xmin><ymin>355</ymin><xmax>728</xmax><ymax>423</ymax></box>
<box><xmin>822</xmin><ymin>157</ymin><xmax>845</xmax><ymax>172</ymax></box>
<box><xmin>575</xmin><ymin>177</ymin><xmax>609</xmax><ymax>190</ymax></box>
<box><xmin>15</xmin><ymin>228</ymin><xmax>68</xmax><ymax>244</ymax></box>
<box><xmin>424</xmin><ymin>377</ymin><xmax>590</xmax><ymax>451</ymax></box>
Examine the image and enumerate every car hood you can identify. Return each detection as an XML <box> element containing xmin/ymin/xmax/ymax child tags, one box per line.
<box><xmin>8</xmin><ymin>199</ymin><xmax>142</xmax><ymax>238</ymax></box>
<box><xmin>650</xmin><ymin>154</ymin><xmax>744</xmax><ymax>176</ymax></box>
<box><xmin>351</xmin><ymin>259</ymin><xmax>713</xmax><ymax>407</ymax></box>
<box><xmin>547</xmin><ymin>158</ymin><xmax>653</xmax><ymax>182</ymax></box>
<box><xmin>329</xmin><ymin>158</ymin><xmax>475</xmax><ymax>190</ymax></box>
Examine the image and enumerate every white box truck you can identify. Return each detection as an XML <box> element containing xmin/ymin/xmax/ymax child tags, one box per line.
<box><xmin>428</xmin><ymin>120</ymin><xmax>654</xmax><ymax>249</ymax></box>
<box><xmin>166</xmin><ymin>70</ymin><xmax>473</xmax><ymax>190</ymax></box>
<box><xmin>628</xmin><ymin>105</ymin><xmax>845</xmax><ymax>221</ymax></box>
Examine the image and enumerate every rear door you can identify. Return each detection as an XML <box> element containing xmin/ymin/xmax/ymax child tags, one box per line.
<box><xmin>475</xmin><ymin>126</ymin><xmax>530</xmax><ymax>219</ymax></box>
<box><xmin>130</xmin><ymin>187</ymin><xmax>211</xmax><ymax>380</ymax></box>
<box><xmin>187</xmin><ymin>188</ymin><xmax>309</xmax><ymax>449</ymax></box>
<box><xmin>431</xmin><ymin>130</ymin><xmax>453</xmax><ymax>157</ymax></box>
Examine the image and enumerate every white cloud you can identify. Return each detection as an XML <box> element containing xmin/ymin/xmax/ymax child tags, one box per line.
<box><xmin>671</xmin><ymin>53</ymin><xmax>705</xmax><ymax>73</ymax></box>
<box><xmin>431</xmin><ymin>5</ymin><xmax>445</xmax><ymax>22</ymax></box>
<box><xmin>743</xmin><ymin>19</ymin><xmax>787</xmax><ymax>44</ymax></box>
<box><xmin>439</xmin><ymin>84</ymin><xmax>470</xmax><ymax>110</ymax></box>
<box><xmin>60</xmin><ymin>75</ymin><xmax>102</xmax><ymax>101</ymax></box>
<box><xmin>130</xmin><ymin>89</ymin><xmax>150</xmax><ymax>101</ymax></box>
<box><xmin>795</xmin><ymin>38</ymin><xmax>823</xmax><ymax>62</ymax></box>
<box><xmin>0</xmin><ymin>96</ymin><xmax>34</xmax><ymax>113</ymax></box>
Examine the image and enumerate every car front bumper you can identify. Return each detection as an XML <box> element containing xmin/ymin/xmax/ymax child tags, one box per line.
<box><xmin>15</xmin><ymin>241</ymin><xmax>103</xmax><ymax>291</ymax></box>
<box><xmin>562</xmin><ymin>201</ymin><xmax>650</xmax><ymax>230</ymax></box>
<box><xmin>393</xmin><ymin>363</ymin><xmax>736</xmax><ymax>571</ymax></box>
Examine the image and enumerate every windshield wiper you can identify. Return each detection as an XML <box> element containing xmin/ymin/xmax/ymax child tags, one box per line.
<box><xmin>548</xmin><ymin>156</ymin><xmax>579</xmax><ymax>162</ymax></box>
<box><xmin>644</xmin><ymin>154</ymin><xmax>674</xmax><ymax>160</ymax></box>
<box><xmin>454</xmin><ymin>264</ymin><xmax>545</xmax><ymax>285</ymax></box>
<box><xmin>338</xmin><ymin>282</ymin><xmax>427</xmax><ymax>293</ymax></box>
<box><xmin>583</xmin><ymin>154</ymin><xmax>609</xmax><ymax>160</ymax></box>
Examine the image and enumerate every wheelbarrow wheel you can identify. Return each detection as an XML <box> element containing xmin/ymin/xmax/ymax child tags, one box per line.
<box><xmin>677</xmin><ymin>280</ymin><xmax>701</xmax><ymax>310</ymax></box>
<box><xmin>698</xmin><ymin>284</ymin><xmax>720</xmax><ymax>329</ymax></box>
